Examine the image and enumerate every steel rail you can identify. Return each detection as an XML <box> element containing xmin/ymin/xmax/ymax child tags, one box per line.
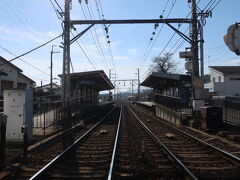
<box><xmin>133</xmin><ymin>104</ymin><xmax>240</xmax><ymax>164</ymax></box>
<box><xmin>128</xmin><ymin>105</ymin><xmax>198</xmax><ymax>180</ymax></box>
<box><xmin>107</xmin><ymin>106</ymin><xmax>123</xmax><ymax>180</ymax></box>
<box><xmin>30</xmin><ymin>105</ymin><xmax>118</xmax><ymax>180</ymax></box>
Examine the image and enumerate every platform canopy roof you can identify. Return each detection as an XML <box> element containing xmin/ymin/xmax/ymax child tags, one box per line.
<box><xmin>59</xmin><ymin>70</ymin><xmax>114</xmax><ymax>91</ymax></box>
<box><xmin>140</xmin><ymin>72</ymin><xmax>191</xmax><ymax>90</ymax></box>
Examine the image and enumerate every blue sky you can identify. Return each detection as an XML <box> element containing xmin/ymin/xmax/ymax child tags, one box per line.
<box><xmin>0</xmin><ymin>0</ymin><xmax>239</xmax><ymax>92</ymax></box>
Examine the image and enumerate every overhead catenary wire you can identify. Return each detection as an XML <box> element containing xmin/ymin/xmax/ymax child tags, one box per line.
<box><xmin>85</xmin><ymin>3</ymin><xmax>111</xmax><ymax>71</ymax></box>
<box><xmin>92</xmin><ymin>0</ymin><xmax>116</xmax><ymax>69</ymax></box>
<box><xmin>139</xmin><ymin>0</ymin><xmax>172</xmax><ymax>67</ymax></box>
<box><xmin>78</xmin><ymin>2</ymin><xmax>109</xmax><ymax>72</ymax></box>
<box><xmin>140</xmin><ymin>0</ymin><xmax>177</xmax><ymax>70</ymax></box>
<box><xmin>70</xmin><ymin>30</ymin><xmax>98</xmax><ymax>70</ymax></box>
<box><xmin>142</xmin><ymin>0</ymin><xmax>202</xmax><ymax>78</ymax></box>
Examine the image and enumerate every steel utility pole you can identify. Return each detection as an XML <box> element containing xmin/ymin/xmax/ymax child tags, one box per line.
<box><xmin>131</xmin><ymin>80</ymin><xmax>134</xmax><ymax>97</ymax></box>
<box><xmin>50</xmin><ymin>45</ymin><xmax>60</xmax><ymax>91</ymax></box>
<box><xmin>137</xmin><ymin>68</ymin><xmax>140</xmax><ymax>101</ymax></box>
<box><xmin>200</xmin><ymin>22</ymin><xmax>204</xmax><ymax>77</ymax></box>
<box><xmin>191</xmin><ymin>0</ymin><xmax>199</xmax><ymax>78</ymax></box>
<box><xmin>109</xmin><ymin>69</ymin><xmax>112</xmax><ymax>101</ymax></box>
<box><xmin>62</xmin><ymin>0</ymin><xmax>71</xmax><ymax>101</ymax></box>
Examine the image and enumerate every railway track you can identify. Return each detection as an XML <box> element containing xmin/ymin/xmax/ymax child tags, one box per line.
<box><xmin>112</xmin><ymin>105</ymin><xmax>194</xmax><ymax>179</ymax></box>
<box><xmin>129</xmin><ymin>104</ymin><xmax>240</xmax><ymax>179</ymax></box>
<box><xmin>26</xmin><ymin>105</ymin><xmax>121</xmax><ymax>179</ymax></box>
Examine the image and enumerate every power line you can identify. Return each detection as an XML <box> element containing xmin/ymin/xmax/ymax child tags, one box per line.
<box><xmin>3</xmin><ymin>0</ymin><xmax>42</xmax><ymax>38</ymax></box>
<box><xmin>70</xmin><ymin>30</ymin><xmax>97</xmax><ymax>69</ymax></box>
<box><xmin>86</xmin><ymin>3</ymin><xmax>110</xmax><ymax>70</ymax></box>
<box><xmin>70</xmin><ymin>31</ymin><xmax>97</xmax><ymax>70</ymax></box>
<box><xmin>140</xmin><ymin>0</ymin><xmax>176</xmax><ymax>69</ymax></box>
<box><xmin>92</xmin><ymin>0</ymin><xmax>116</xmax><ymax>69</ymax></box>
<box><xmin>0</xmin><ymin>44</ymin><xmax>50</xmax><ymax>76</ymax></box>
<box><xmin>78</xmin><ymin>2</ymin><xmax>109</xmax><ymax>72</ymax></box>
<box><xmin>0</xmin><ymin>34</ymin><xmax>62</xmax><ymax>66</ymax></box>
<box><xmin>210</xmin><ymin>0</ymin><xmax>222</xmax><ymax>11</ymax></box>
<box><xmin>53</xmin><ymin>0</ymin><xmax>64</xmax><ymax>12</ymax></box>
<box><xmin>142</xmin><ymin>0</ymin><xmax>202</xmax><ymax>78</ymax></box>
<box><xmin>49</xmin><ymin>0</ymin><xmax>63</xmax><ymax>20</ymax></box>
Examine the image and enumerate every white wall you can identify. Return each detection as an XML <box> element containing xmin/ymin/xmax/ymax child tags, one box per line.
<box><xmin>0</xmin><ymin>64</ymin><xmax>18</xmax><ymax>96</ymax></box>
<box><xmin>17</xmin><ymin>74</ymin><xmax>31</xmax><ymax>89</ymax></box>
<box><xmin>204</xmin><ymin>68</ymin><xmax>240</xmax><ymax>96</ymax></box>
<box><xmin>0</xmin><ymin>61</ymin><xmax>32</xmax><ymax>96</ymax></box>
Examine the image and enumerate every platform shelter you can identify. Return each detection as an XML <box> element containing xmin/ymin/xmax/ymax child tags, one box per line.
<box><xmin>140</xmin><ymin>72</ymin><xmax>192</xmax><ymax>125</ymax></box>
<box><xmin>59</xmin><ymin>70</ymin><xmax>114</xmax><ymax>104</ymax></box>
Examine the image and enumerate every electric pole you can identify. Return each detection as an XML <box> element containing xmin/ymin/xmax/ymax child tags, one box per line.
<box><xmin>109</xmin><ymin>69</ymin><xmax>112</xmax><ymax>101</ymax></box>
<box><xmin>50</xmin><ymin>45</ymin><xmax>60</xmax><ymax>92</ymax></box>
<box><xmin>131</xmin><ymin>80</ymin><xmax>134</xmax><ymax>97</ymax></box>
<box><xmin>61</xmin><ymin>0</ymin><xmax>73</xmax><ymax>147</ymax></box>
<box><xmin>137</xmin><ymin>68</ymin><xmax>140</xmax><ymax>101</ymax></box>
<box><xmin>191</xmin><ymin>0</ymin><xmax>199</xmax><ymax>78</ymax></box>
<box><xmin>62</xmin><ymin>0</ymin><xmax>71</xmax><ymax>101</ymax></box>
<box><xmin>200</xmin><ymin>23</ymin><xmax>204</xmax><ymax>77</ymax></box>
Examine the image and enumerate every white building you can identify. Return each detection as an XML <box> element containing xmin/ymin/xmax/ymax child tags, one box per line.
<box><xmin>204</xmin><ymin>66</ymin><xmax>240</xmax><ymax>96</ymax></box>
<box><xmin>0</xmin><ymin>56</ymin><xmax>35</xmax><ymax>97</ymax></box>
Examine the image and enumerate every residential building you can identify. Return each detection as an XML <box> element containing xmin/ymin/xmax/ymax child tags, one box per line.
<box><xmin>204</xmin><ymin>66</ymin><xmax>240</xmax><ymax>96</ymax></box>
<box><xmin>34</xmin><ymin>83</ymin><xmax>61</xmax><ymax>94</ymax></box>
<box><xmin>0</xmin><ymin>56</ymin><xmax>35</xmax><ymax>97</ymax></box>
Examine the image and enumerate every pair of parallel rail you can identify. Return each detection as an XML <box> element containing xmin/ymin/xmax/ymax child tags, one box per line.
<box><xmin>20</xmin><ymin>103</ymin><xmax>240</xmax><ymax>179</ymax></box>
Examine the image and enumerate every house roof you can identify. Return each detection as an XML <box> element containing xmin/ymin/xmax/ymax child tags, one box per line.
<box><xmin>140</xmin><ymin>71</ymin><xmax>191</xmax><ymax>90</ymax></box>
<box><xmin>209</xmin><ymin>66</ymin><xmax>240</xmax><ymax>75</ymax></box>
<box><xmin>19</xmin><ymin>73</ymin><xmax>35</xmax><ymax>84</ymax></box>
<box><xmin>0</xmin><ymin>56</ymin><xmax>23</xmax><ymax>72</ymax></box>
<box><xmin>35</xmin><ymin>83</ymin><xmax>60</xmax><ymax>90</ymax></box>
<box><xmin>59</xmin><ymin>70</ymin><xmax>114</xmax><ymax>91</ymax></box>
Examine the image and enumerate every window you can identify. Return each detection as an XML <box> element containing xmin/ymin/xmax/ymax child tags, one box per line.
<box><xmin>230</xmin><ymin>77</ymin><xmax>240</xmax><ymax>80</ymax></box>
<box><xmin>1</xmin><ymin>80</ymin><xmax>13</xmax><ymax>91</ymax></box>
<box><xmin>17</xmin><ymin>83</ymin><xmax>27</xmax><ymax>89</ymax></box>
<box><xmin>213</xmin><ymin>77</ymin><xmax>216</xmax><ymax>82</ymax></box>
<box><xmin>218</xmin><ymin>76</ymin><xmax>221</xmax><ymax>82</ymax></box>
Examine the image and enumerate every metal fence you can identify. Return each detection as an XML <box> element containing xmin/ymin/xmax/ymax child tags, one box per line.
<box><xmin>154</xmin><ymin>93</ymin><xmax>192</xmax><ymax>116</ymax></box>
<box><xmin>205</xmin><ymin>98</ymin><xmax>240</xmax><ymax>126</ymax></box>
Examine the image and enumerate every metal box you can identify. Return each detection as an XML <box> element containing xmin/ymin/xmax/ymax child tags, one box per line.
<box><xmin>200</xmin><ymin>106</ymin><xmax>222</xmax><ymax>130</ymax></box>
<box><xmin>3</xmin><ymin>89</ymin><xmax>33</xmax><ymax>142</ymax></box>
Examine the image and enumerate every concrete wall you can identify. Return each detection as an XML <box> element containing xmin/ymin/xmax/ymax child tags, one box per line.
<box><xmin>155</xmin><ymin>104</ymin><xmax>182</xmax><ymax>126</ymax></box>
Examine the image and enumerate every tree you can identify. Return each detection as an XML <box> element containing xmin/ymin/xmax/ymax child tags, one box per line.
<box><xmin>151</xmin><ymin>53</ymin><xmax>177</xmax><ymax>73</ymax></box>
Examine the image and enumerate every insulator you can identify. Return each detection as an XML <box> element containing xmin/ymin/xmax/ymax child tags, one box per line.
<box><xmin>154</xmin><ymin>23</ymin><xmax>159</xmax><ymax>29</ymax></box>
<box><xmin>150</xmin><ymin>38</ymin><xmax>153</xmax><ymax>41</ymax></box>
<box><xmin>108</xmin><ymin>40</ymin><xmax>110</xmax><ymax>44</ymax></box>
<box><xmin>159</xmin><ymin>15</ymin><xmax>163</xmax><ymax>19</ymax></box>
<box><xmin>152</xmin><ymin>32</ymin><xmax>155</xmax><ymax>35</ymax></box>
<box><xmin>106</xmin><ymin>35</ymin><xmax>109</xmax><ymax>38</ymax></box>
